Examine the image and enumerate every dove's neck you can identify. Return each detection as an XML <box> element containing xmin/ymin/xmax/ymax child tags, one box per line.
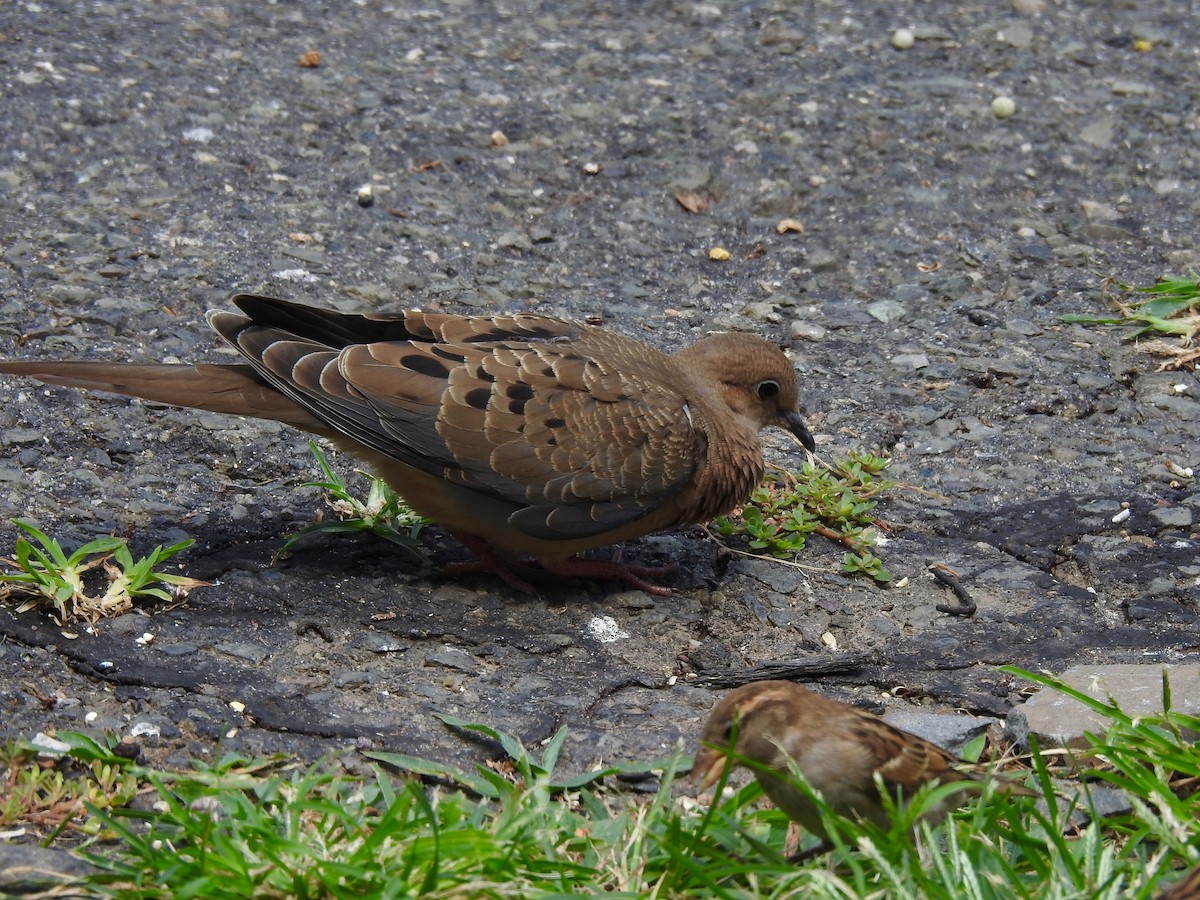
<box><xmin>686</xmin><ymin>401</ymin><xmax>767</xmax><ymax>520</ymax></box>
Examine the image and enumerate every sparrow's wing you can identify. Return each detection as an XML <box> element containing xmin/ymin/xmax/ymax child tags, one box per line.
<box><xmin>856</xmin><ymin>718</ymin><xmax>968</xmax><ymax>793</ymax></box>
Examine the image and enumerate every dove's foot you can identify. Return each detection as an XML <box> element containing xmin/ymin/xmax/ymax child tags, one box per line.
<box><xmin>538</xmin><ymin>556</ymin><xmax>679</xmax><ymax>596</ymax></box>
<box><xmin>446</xmin><ymin>532</ymin><xmax>679</xmax><ymax>595</ymax></box>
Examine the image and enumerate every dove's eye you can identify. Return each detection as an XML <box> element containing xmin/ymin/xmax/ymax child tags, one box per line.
<box><xmin>756</xmin><ymin>379</ymin><xmax>780</xmax><ymax>401</ymax></box>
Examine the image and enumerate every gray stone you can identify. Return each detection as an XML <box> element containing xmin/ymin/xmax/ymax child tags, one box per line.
<box><xmin>928</xmin><ymin>418</ymin><xmax>960</xmax><ymax>438</ymax></box>
<box><xmin>425</xmin><ymin>648</ymin><xmax>483</xmax><ymax>674</ymax></box>
<box><xmin>496</xmin><ymin>231</ymin><xmax>533</xmax><ymax>251</ymax></box>
<box><xmin>996</xmin><ymin>22</ymin><xmax>1034</xmax><ymax>48</ymax></box>
<box><xmin>866</xmin><ymin>299</ymin><xmax>906</xmax><ymax>323</ymax></box>
<box><xmin>214</xmin><ymin>642</ymin><xmax>272</xmax><ymax>665</ymax></box>
<box><xmin>334</xmin><ymin>670</ymin><xmax>372</xmax><ymax>688</ymax></box>
<box><xmin>805</xmin><ymin>247</ymin><xmax>840</xmax><ymax>271</ymax></box>
<box><xmin>865</xmin><ymin>616</ymin><xmax>901</xmax><ymax>639</ymax></box>
<box><xmin>892</xmin><ymin>284</ymin><xmax>928</xmax><ymax>303</ymax></box>
<box><xmin>789</xmin><ymin>320</ymin><xmax>827</xmax><ymax>341</ymax></box>
<box><xmin>913</xmin><ymin>436</ymin><xmax>960</xmax><ymax>455</ymax></box>
<box><xmin>1108</xmin><ymin>80</ymin><xmax>1154</xmax><ymax>97</ymax></box>
<box><xmin>364</xmin><ymin>632</ymin><xmax>410</xmax><ymax>653</ymax></box>
<box><xmin>158</xmin><ymin>642</ymin><xmax>200</xmax><ymax>657</ymax></box>
<box><xmin>1150</xmin><ymin>506</ymin><xmax>1193</xmax><ymax>529</ymax></box>
<box><xmin>1007</xmin><ymin>664</ymin><xmax>1200</xmax><ymax>748</ymax></box>
<box><xmin>891</xmin><ymin>353</ymin><xmax>930</xmax><ymax>370</ymax></box>
<box><xmin>2</xmin><ymin>429</ymin><xmax>44</xmax><ymax>445</ymax></box>
<box><xmin>883</xmin><ymin>709</ymin><xmax>996</xmax><ymax>756</ymax></box>
<box><xmin>1079</xmin><ymin>116</ymin><xmax>1117</xmax><ymax>147</ymax></box>
<box><xmin>0</xmin><ymin>844</ymin><xmax>97</xmax><ymax>892</ymax></box>
<box><xmin>736</xmin><ymin>558</ymin><xmax>808</xmax><ymax>594</ymax></box>
<box><xmin>1148</xmin><ymin>396</ymin><xmax>1200</xmax><ymax>419</ymax></box>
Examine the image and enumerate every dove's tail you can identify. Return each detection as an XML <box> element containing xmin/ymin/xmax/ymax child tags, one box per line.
<box><xmin>0</xmin><ymin>360</ymin><xmax>330</xmax><ymax>432</ymax></box>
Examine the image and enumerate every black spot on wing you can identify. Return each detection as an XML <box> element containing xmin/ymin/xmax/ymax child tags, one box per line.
<box><xmin>403</xmin><ymin>354</ymin><xmax>450</xmax><ymax>379</ymax></box>
<box><xmin>505</xmin><ymin>383</ymin><xmax>533</xmax><ymax>415</ymax></box>
<box><xmin>465</xmin><ymin>387</ymin><xmax>491</xmax><ymax>410</ymax></box>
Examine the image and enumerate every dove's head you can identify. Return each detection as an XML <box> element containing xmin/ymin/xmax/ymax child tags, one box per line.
<box><xmin>673</xmin><ymin>333</ymin><xmax>815</xmax><ymax>451</ymax></box>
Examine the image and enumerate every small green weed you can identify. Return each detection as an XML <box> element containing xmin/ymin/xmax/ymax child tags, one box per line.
<box><xmin>277</xmin><ymin>440</ymin><xmax>430</xmax><ymax>560</ymax></box>
<box><xmin>368</xmin><ymin>712</ymin><xmax>674</xmax><ymax>798</ymax></box>
<box><xmin>1062</xmin><ymin>275</ymin><xmax>1200</xmax><ymax>369</ymax></box>
<box><xmin>1</xmin><ymin>733</ymin><xmax>139</xmax><ymax>833</ymax></box>
<box><xmin>712</xmin><ymin>452</ymin><xmax>896</xmax><ymax>584</ymax></box>
<box><xmin>0</xmin><ymin>519</ymin><xmax>205</xmax><ymax>623</ymax></box>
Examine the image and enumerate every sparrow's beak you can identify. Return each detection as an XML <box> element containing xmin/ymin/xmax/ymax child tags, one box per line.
<box><xmin>783</xmin><ymin>410</ymin><xmax>816</xmax><ymax>452</ymax></box>
<box><xmin>691</xmin><ymin>747</ymin><xmax>727</xmax><ymax>792</ymax></box>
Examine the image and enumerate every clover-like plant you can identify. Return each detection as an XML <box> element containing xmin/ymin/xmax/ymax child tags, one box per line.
<box><xmin>712</xmin><ymin>452</ymin><xmax>895</xmax><ymax>584</ymax></box>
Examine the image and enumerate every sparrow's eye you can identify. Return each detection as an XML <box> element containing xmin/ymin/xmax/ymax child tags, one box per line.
<box><xmin>756</xmin><ymin>379</ymin><xmax>780</xmax><ymax>401</ymax></box>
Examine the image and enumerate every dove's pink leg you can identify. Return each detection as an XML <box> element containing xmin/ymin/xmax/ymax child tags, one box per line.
<box><xmin>538</xmin><ymin>556</ymin><xmax>679</xmax><ymax>596</ymax></box>
<box><xmin>445</xmin><ymin>532</ymin><xmax>679</xmax><ymax>595</ymax></box>
<box><xmin>444</xmin><ymin>532</ymin><xmax>540</xmax><ymax>593</ymax></box>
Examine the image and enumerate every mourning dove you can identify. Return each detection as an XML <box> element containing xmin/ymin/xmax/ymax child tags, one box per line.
<box><xmin>0</xmin><ymin>294</ymin><xmax>814</xmax><ymax>594</ymax></box>
<box><xmin>692</xmin><ymin>680</ymin><xmax>1035</xmax><ymax>852</ymax></box>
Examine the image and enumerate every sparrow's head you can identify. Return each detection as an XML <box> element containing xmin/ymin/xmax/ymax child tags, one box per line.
<box><xmin>691</xmin><ymin>680</ymin><xmax>817</xmax><ymax>790</ymax></box>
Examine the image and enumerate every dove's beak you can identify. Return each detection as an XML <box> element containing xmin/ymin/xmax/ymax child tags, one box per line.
<box><xmin>784</xmin><ymin>410</ymin><xmax>816</xmax><ymax>452</ymax></box>
<box><xmin>691</xmin><ymin>747</ymin><xmax>728</xmax><ymax>792</ymax></box>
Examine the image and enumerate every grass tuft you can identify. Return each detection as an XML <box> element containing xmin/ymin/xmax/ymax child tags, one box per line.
<box><xmin>275</xmin><ymin>441</ymin><xmax>431</xmax><ymax>561</ymax></box>
<box><xmin>0</xmin><ymin>520</ymin><xmax>205</xmax><ymax>623</ymax></box>
<box><xmin>2</xmin><ymin>669</ymin><xmax>1194</xmax><ymax>897</ymax></box>
<box><xmin>1062</xmin><ymin>275</ymin><xmax>1200</xmax><ymax>369</ymax></box>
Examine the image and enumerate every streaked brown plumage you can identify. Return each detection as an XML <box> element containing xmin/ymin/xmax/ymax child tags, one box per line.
<box><xmin>692</xmin><ymin>680</ymin><xmax>1035</xmax><ymax>844</ymax></box>
<box><xmin>0</xmin><ymin>294</ymin><xmax>814</xmax><ymax>594</ymax></box>
<box><xmin>1158</xmin><ymin>866</ymin><xmax>1200</xmax><ymax>900</ymax></box>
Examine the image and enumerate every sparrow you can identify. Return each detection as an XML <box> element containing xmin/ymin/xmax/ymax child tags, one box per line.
<box><xmin>1158</xmin><ymin>865</ymin><xmax>1200</xmax><ymax>900</ymax></box>
<box><xmin>0</xmin><ymin>293</ymin><xmax>814</xmax><ymax>594</ymax></box>
<box><xmin>692</xmin><ymin>680</ymin><xmax>1035</xmax><ymax>848</ymax></box>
